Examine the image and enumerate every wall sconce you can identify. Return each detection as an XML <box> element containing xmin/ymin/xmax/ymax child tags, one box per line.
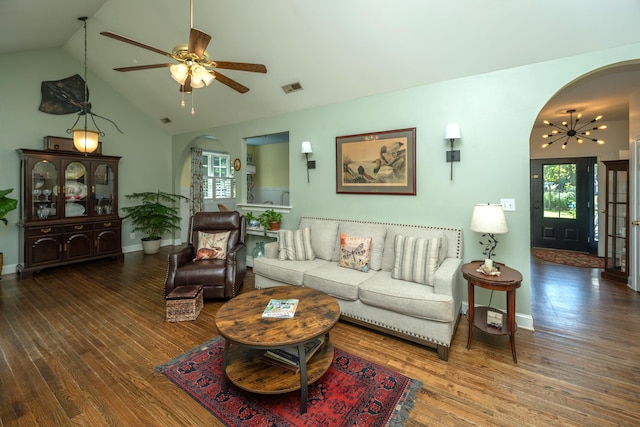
<box><xmin>301</xmin><ymin>141</ymin><xmax>315</xmax><ymax>182</ymax></box>
<box><xmin>443</xmin><ymin>123</ymin><xmax>461</xmax><ymax>180</ymax></box>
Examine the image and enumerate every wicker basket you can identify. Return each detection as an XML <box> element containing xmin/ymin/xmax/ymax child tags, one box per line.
<box><xmin>166</xmin><ymin>286</ymin><xmax>203</xmax><ymax>322</ymax></box>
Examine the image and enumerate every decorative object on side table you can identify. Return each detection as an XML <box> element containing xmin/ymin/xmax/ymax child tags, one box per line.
<box><xmin>121</xmin><ymin>191</ymin><xmax>188</xmax><ymax>254</ymax></box>
<box><xmin>470</xmin><ymin>203</ymin><xmax>508</xmax><ymax>274</ymax></box>
<box><xmin>251</xmin><ymin>241</ymin><xmax>265</xmax><ymax>259</ymax></box>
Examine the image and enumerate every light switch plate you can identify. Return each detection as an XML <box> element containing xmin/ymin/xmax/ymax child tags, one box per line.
<box><xmin>500</xmin><ymin>198</ymin><xmax>516</xmax><ymax>211</ymax></box>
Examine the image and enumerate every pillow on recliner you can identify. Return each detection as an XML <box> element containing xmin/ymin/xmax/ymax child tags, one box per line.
<box><xmin>391</xmin><ymin>235</ymin><xmax>441</xmax><ymax>286</ymax></box>
<box><xmin>278</xmin><ymin>227</ymin><xmax>315</xmax><ymax>260</ymax></box>
<box><xmin>194</xmin><ymin>231</ymin><xmax>230</xmax><ymax>261</ymax></box>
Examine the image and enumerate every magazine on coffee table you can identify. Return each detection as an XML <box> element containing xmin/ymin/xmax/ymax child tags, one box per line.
<box><xmin>261</xmin><ymin>299</ymin><xmax>299</xmax><ymax>318</ymax></box>
<box><xmin>260</xmin><ymin>337</ymin><xmax>325</xmax><ymax>373</ymax></box>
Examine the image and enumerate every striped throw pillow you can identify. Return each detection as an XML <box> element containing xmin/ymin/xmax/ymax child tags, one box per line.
<box><xmin>278</xmin><ymin>227</ymin><xmax>315</xmax><ymax>261</ymax></box>
<box><xmin>391</xmin><ymin>235</ymin><xmax>441</xmax><ymax>286</ymax></box>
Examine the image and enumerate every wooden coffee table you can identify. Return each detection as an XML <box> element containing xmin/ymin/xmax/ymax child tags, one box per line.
<box><xmin>215</xmin><ymin>286</ymin><xmax>340</xmax><ymax>413</ymax></box>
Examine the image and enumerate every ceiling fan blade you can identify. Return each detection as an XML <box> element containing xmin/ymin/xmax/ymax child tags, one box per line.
<box><xmin>100</xmin><ymin>31</ymin><xmax>174</xmax><ymax>59</ymax></box>
<box><xmin>181</xmin><ymin>75</ymin><xmax>193</xmax><ymax>93</ymax></box>
<box><xmin>213</xmin><ymin>71</ymin><xmax>250</xmax><ymax>93</ymax></box>
<box><xmin>113</xmin><ymin>63</ymin><xmax>174</xmax><ymax>72</ymax></box>
<box><xmin>213</xmin><ymin>61</ymin><xmax>267</xmax><ymax>73</ymax></box>
<box><xmin>188</xmin><ymin>28</ymin><xmax>211</xmax><ymax>57</ymax></box>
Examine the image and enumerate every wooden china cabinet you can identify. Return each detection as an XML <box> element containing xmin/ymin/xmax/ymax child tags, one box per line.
<box><xmin>601</xmin><ymin>160</ymin><xmax>629</xmax><ymax>283</ymax></box>
<box><xmin>16</xmin><ymin>148</ymin><xmax>124</xmax><ymax>278</ymax></box>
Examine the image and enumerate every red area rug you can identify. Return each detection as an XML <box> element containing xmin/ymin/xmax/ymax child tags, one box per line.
<box><xmin>156</xmin><ymin>337</ymin><xmax>421</xmax><ymax>426</ymax></box>
<box><xmin>534</xmin><ymin>249</ymin><xmax>604</xmax><ymax>268</ymax></box>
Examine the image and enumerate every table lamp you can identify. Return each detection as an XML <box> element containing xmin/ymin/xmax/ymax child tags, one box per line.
<box><xmin>470</xmin><ymin>203</ymin><xmax>508</xmax><ymax>269</ymax></box>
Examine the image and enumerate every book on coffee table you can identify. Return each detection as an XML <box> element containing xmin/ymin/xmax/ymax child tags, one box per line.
<box><xmin>260</xmin><ymin>337</ymin><xmax>325</xmax><ymax>373</ymax></box>
<box><xmin>261</xmin><ymin>299</ymin><xmax>299</xmax><ymax>318</ymax></box>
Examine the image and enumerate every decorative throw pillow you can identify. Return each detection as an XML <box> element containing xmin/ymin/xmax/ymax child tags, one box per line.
<box><xmin>338</xmin><ymin>233</ymin><xmax>372</xmax><ymax>272</ymax></box>
<box><xmin>391</xmin><ymin>235</ymin><xmax>441</xmax><ymax>286</ymax></box>
<box><xmin>194</xmin><ymin>231</ymin><xmax>230</xmax><ymax>261</ymax></box>
<box><xmin>278</xmin><ymin>227</ymin><xmax>315</xmax><ymax>261</ymax></box>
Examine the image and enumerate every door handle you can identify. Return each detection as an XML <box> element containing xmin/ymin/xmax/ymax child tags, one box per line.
<box><xmin>632</xmin><ymin>220</ymin><xmax>640</xmax><ymax>226</ymax></box>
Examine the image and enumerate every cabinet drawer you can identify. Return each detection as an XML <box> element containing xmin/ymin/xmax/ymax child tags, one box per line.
<box><xmin>94</xmin><ymin>220</ymin><xmax>121</xmax><ymax>230</ymax></box>
<box><xmin>65</xmin><ymin>224</ymin><xmax>91</xmax><ymax>233</ymax></box>
<box><xmin>26</xmin><ymin>226</ymin><xmax>63</xmax><ymax>236</ymax></box>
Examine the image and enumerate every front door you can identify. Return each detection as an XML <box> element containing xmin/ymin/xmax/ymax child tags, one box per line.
<box><xmin>531</xmin><ymin>157</ymin><xmax>597</xmax><ymax>253</ymax></box>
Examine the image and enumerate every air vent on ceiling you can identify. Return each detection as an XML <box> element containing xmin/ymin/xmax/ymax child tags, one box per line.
<box><xmin>160</xmin><ymin>117</ymin><xmax>172</xmax><ymax>124</ymax></box>
<box><xmin>281</xmin><ymin>82</ymin><xmax>303</xmax><ymax>94</ymax></box>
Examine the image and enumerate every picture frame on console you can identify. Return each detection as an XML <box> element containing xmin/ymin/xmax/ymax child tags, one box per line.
<box><xmin>336</xmin><ymin>127</ymin><xmax>416</xmax><ymax>195</ymax></box>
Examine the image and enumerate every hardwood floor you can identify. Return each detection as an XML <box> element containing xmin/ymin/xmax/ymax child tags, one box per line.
<box><xmin>1</xmin><ymin>248</ymin><xmax>639</xmax><ymax>426</ymax></box>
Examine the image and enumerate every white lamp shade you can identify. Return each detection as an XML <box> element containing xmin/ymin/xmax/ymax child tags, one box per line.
<box><xmin>73</xmin><ymin>129</ymin><xmax>100</xmax><ymax>153</ymax></box>
<box><xmin>301</xmin><ymin>141</ymin><xmax>313</xmax><ymax>154</ymax></box>
<box><xmin>444</xmin><ymin>123</ymin><xmax>461</xmax><ymax>140</ymax></box>
<box><xmin>470</xmin><ymin>204</ymin><xmax>508</xmax><ymax>234</ymax></box>
<box><xmin>191</xmin><ymin>65</ymin><xmax>215</xmax><ymax>86</ymax></box>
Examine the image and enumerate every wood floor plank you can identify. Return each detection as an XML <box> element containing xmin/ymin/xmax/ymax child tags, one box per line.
<box><xmin>1</xmin><ymin>248</ymin><xmax>639</xmax><ymax>426</ymax></box>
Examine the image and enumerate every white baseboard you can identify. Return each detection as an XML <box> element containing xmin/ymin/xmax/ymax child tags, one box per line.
<box><xmin>461</xmin><ymin>302</ymin><xmax>534</xmax><ymax>331</ymax></box>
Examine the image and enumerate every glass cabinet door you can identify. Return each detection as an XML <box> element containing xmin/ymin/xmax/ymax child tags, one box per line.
<box><xmin>93</xmin><ymin>163</ymin><xmax>115</xmax><ymax>215</ymax></box>
<box><xmin>64</xmin><ymin>161</ymin><xmax>89</xmax><ymax>218</ymax></box>
<box><xmin>32</xmin><ymin>160</ymin><xmax>58</xmax><ymax>220</ymax></box>
<box><xmin>602</xmin><ymin>160</ymin><xmax>629</xmax><ymax>282</ymax></box>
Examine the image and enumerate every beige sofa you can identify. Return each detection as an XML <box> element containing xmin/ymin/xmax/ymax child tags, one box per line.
<box><xmin>252</xmin><ymin>217</ymin><xmax>463</xmax><ymax>361</ymax></box>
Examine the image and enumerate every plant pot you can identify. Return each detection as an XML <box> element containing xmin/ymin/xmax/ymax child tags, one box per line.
<box><xmin>268</xmin><ymin>221</ymin><xmax>281</xmax><ymax>231</ymax></box>
<box><xmin>141</xmin><ymin>238</ymin><xmax>161</xmax><ymax>254</ymax></box>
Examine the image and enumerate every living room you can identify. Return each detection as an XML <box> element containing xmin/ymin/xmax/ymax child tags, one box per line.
<box><xmin>1</xmin><ymin>1</ymin><xmax>640</xmax><ymax>425</ymax></box>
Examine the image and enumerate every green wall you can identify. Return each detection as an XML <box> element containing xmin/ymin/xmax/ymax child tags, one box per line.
<box><xmin>253</xmin><ymin>142</ymin><xmax>289</xmax><ymax>188</ymax></box>
<box><xmin>0</xmin><ymin>47</ymin><xmax>173</xmax><ymax>263</ymax></box>
<box><xmin>172</xmin><ymin>42</ymin><xmax>640</xmax><ymax>324</ymax></box>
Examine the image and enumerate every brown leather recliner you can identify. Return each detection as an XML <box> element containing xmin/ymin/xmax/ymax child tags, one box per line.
<box><xmin>164</xmin><ymin>211</ymin><xmax>247</xmax><ymax>299</ymax></box>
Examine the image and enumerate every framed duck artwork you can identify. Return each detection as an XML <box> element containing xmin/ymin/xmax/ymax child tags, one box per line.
<box><xmin>336</xmin><ymin>127</ymin><xmax>416</xmax><ymax>195</ymax></box>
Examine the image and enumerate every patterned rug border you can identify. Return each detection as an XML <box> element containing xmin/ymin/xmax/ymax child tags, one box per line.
<box><xmin>534</xmin><ymin>249</ymin><xmax>604</xmax><ymax>268</ymax></box>
<box><xmin>155</xmin><ymin>337</ymin><xmax>422</xmax><ymax>427</ymax></box>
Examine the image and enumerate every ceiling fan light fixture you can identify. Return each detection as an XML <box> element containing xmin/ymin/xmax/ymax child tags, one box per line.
<box><xmin>170</xmin><ymin>63</ymin><xmax>189</xmax><ymax>84</ymax></box>
<box><xmin>191</xmin><ymin>65</ymin><xmax>214</xmax><ymax>86</ymax></box>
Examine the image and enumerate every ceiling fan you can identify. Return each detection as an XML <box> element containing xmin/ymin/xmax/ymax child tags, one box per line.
<box><xmin>100</xmin><ymin>0</ymin><xmax>266</xmax><ymax>95</ymax></box>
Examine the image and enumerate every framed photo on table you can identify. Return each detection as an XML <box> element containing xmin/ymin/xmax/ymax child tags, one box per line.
<box><xmin>336</xmin><ymin>127</ymin><xmax>416</xmax><ymax>195</ymax></box>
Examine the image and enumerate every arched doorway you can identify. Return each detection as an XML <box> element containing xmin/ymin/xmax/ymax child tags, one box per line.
<box><xmin>529</xmin><ymin>61</ymin><xmax>640</xmax><ymax>290</ymax></box>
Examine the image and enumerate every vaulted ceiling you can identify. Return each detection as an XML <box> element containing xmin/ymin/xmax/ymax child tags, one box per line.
<box><xmin>3</xmin><ymin>0</ymin><xmax>640</xmax><ymax>134</ymax></box>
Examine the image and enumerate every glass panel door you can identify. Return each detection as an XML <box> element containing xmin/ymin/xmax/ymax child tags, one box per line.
<box><xmin>32</xmin><ymin>160</ymin><xmax>58</xmax><ymax>220</ymax></box>
<box><xmin>94</xmin><ymin>163</ymin><xmax>115</xmax><ymax>215</ymax></box>
<box><xmin>64</xmin><ymin>161</ymin><xmax>88</xmax><ymax>218</ymax></box>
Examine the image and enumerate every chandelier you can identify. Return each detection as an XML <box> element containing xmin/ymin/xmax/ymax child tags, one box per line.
<box><xmin>67</xmin><ymin>17</ymin><xmax>122</xmax><ymax>153</ymax></box>
<box><xmin>541</xmin><ymin>109</ymin><xmax>606</xmax><ymax>149</ymax></box>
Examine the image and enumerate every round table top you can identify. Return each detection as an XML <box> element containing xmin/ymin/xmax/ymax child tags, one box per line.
<box><xmin>461</xmin><ymin>261</ymin><xmax>523</xmax><ymax>286</ymax></box>
<box><xmin>215</xmin><ymin>286</ymin><xmax>340</xmax><ymax>347</ymax></box>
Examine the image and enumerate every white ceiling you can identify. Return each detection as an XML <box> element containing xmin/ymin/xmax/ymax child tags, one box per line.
<box><xmin>3</xmin><ymin>0</ymin><xmax>640</xmax><ymax>134</ymax></box>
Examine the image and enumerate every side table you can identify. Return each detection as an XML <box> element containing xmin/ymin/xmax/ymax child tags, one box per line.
<box><xmin>461</xmin><ymin>261</ymin><xmax>523</xmax><ymax>363</ymax></box>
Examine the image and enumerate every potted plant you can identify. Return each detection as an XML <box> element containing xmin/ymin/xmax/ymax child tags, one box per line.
<box><xmin>121</xmin><ymin>191</ymin><xmax>188</xmax><ymax>254</ymax></box>
<box><xmin>246</xmin><ymin>212</ymin><xmax>260</xmax><ymax>228</ymax></box>
<box><xmin>0</xmin><ymin>189</ymin><xmax>18</xmax><ymax>277</ymax></box>
<box><xmin>259</xmin><ymin>209</ymin><xmax>283</xmax><ymax>234</ymax></box>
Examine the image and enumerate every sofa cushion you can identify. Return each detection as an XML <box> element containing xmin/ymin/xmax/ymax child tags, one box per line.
<box><xmin>304</xmin><ymin>263</ymin><xmax>375</xmax><ymax>301</ymax></box>
<box><xmin>382</xmin><ymin>226</ymin><xmax>448</xmax><ymax>271</ymax></box>
<box><xmin>391</xmin><ymin>235</ymin><xmax>441</xmax><ymax>286</ymax></box>
<box><xmin>193</xmin><ymin>231</ymin><xmax>230</xmax><ymax>260</ymax></box>
<box><xmin>359</xmin><ymin>271</ymin><xmax>454</xmax><ymax>322</ymax></box>
<box><xmin>298</xmin><ymin>218</ymin><xmax>339</xmax><ymax>261</ymax></box>
<box><xmin>278</xmin><ymin>227</ymin><xmax>315</xmax><ymax>261</ymax></box>
<box><xmin>337</xmin><ymin>233</ymin><xmax>372</xmax><ymax>272</ymax></box>
<box><xmin>333</xmin><ymin>222</ymin><xmax>387</xmax><ymax>271</ymax></box>
<box><xmin>253</xmin><ymin>256</ymin><xmax>328</xmax><ymax>286</ymax></box>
